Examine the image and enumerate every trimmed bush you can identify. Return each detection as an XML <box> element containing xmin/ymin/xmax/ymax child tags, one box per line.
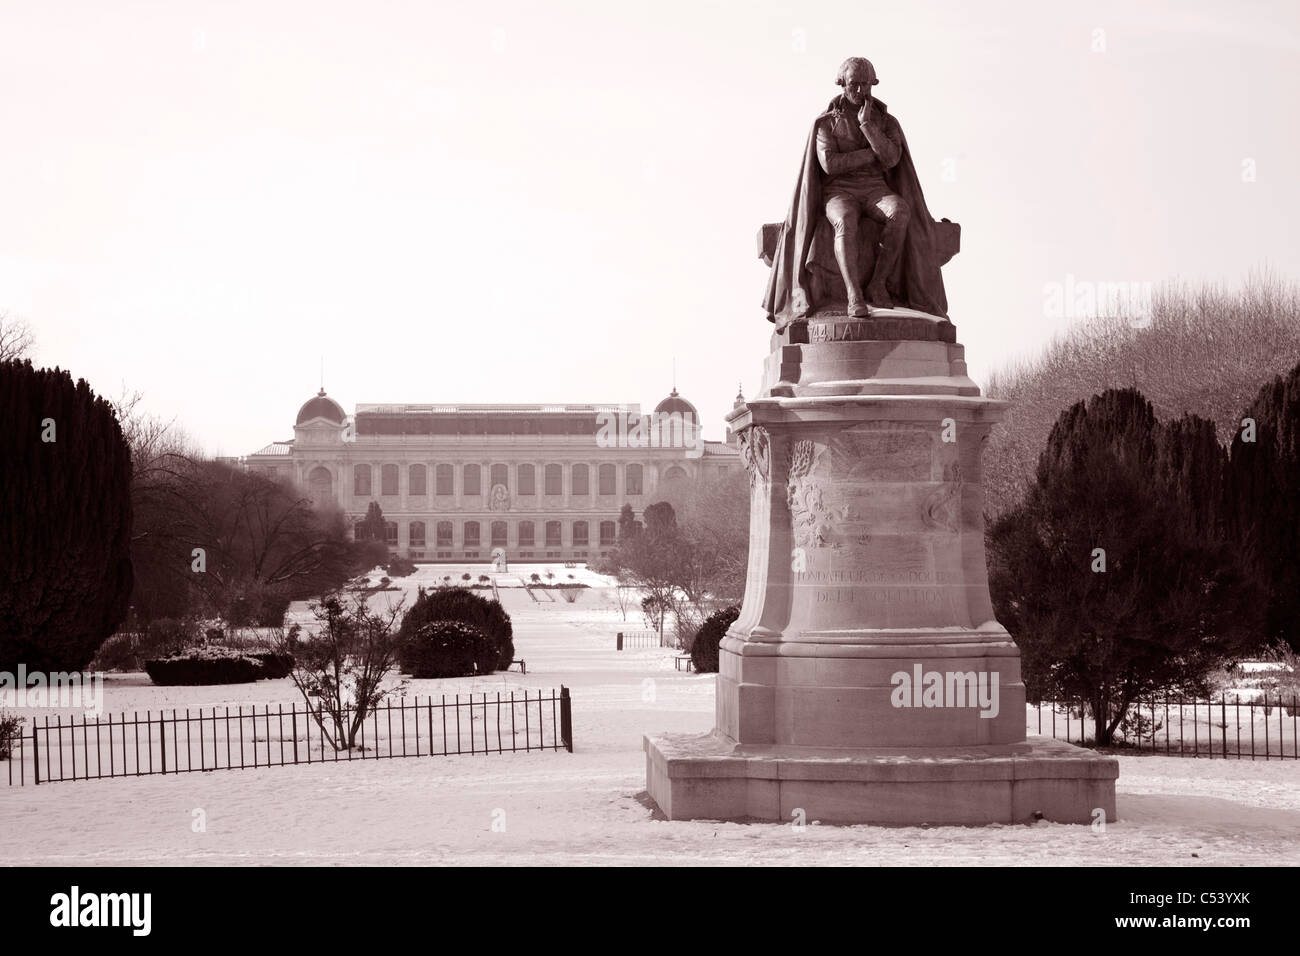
<box><xmin>249</xmin><ymin>652</ymin><xmax>294</xmax><ymax>679</ymax></box>
<box><xmin>403</xmin><ymin>620</ymin><xmax>495</xmax><ymax>678</ymax></box>
<box><xmin>690</xmin><ymin>605</ymin><xmax>741</xmax><ymax>674</ymax></box>
<box><xmin>399</xmin><ymin>588</ymin><xmax>514</xmax><ymax>672</ymax></box>
<box><xmin>0</xmin><ymin>711</ymin><xmax>23</xmax><ymax>760</ymax></box>
<box><xmin>145</xmin><ymin>646</ymin><xmax>267</xmax><ymax>685</ymax></box>
<box><xmin>385</xmin><ymin>556</ymin><xmax>417</xmax><ymax>578</ymax></box>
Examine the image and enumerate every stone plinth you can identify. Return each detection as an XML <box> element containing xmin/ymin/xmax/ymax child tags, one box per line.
<box><xmin>644</xmin><ymin>315</ymin><xmax>1118</xmax><ymax>824</ymax></box>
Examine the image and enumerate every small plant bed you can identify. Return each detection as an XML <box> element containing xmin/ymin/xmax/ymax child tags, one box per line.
<box><xmin>144</xmin><ymin>646</ymin><xmax>295</xmax><ymax>686</ymax></box>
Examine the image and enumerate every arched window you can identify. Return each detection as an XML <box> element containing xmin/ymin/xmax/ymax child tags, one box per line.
<box><xmin>353</xmin><ymin>464</ymin><xmax>371</xmax><ymax>496</ymax></box>
<box><xmin>436</xmin><ymin>464</ymin><xmax>454</xmax><ymax>496</ymax></box>
<box><xmin>572</xmin><ymin>463</ymin><xmax>589</xmax><ymax>495</ymax></box>
<box><xmin>490</xmin><ymin>463</ymin><xmax>508</xmax><ymax>491</ymax></box>
<box><xmin>409</xmin><ymin>464</ymin><xmax>427</xmax><ymax>496</ymax></box>
<box><xmin>545</xmin><ymin>521</ymin><xmax>562</xmax><ymax>547</ymax></box>
<box><xmin>464</xmin><ymin>464</ymin><xmax>482</xmax><ymax>496</ymax></box>
<box><xmin>599</xmin><ymin>521</ymin><xmax>616</xmax><ymax>546</ymax></box>
<box><xmin>436</xmin><ymin>521</ymin><xmax>453</xmax><ymax>548</ymax></box>
<box><xmin>544</xmin><ymin>464</ymin><xmax>562</xmax><ymax>496</ymax></box>
<box><xmin>663</xmin><ymin>465</ymin><xmax>688</xmax><ymax>482</ymax></box>
<box><xmin>307</xmin><ymin>466</ymin><xmax>333</xmax><ymax>506</ymax></box>
<box><xmin>409</xmin><ymin>521</ymin><xmax>426</xmax><ymax>548</ymax></box>
<box><xmin>381</xmin><ymin>464</ymin><xmax>399</xmax><ymax>496</ymax></box>
<box><xmin>572</xmin><ymin>521</ymin><xmax>589</xmax><ymax>546</ymax></box>
<box><xmin>518</xmin><ymin>464</ymin><xmax>536</xmax><ymax>496</ymax></box>
<box><xmin>491</xmin><ymin>521</ymin><xmax>507</xmax><ymax>547</ymax></box>
<box><xmin>518</xmin><ymin>521</ymin><xmax>535</xmax><ymax>547</ymax></box>
<box><xmin>626</xmin><ymin>464</ymin><xmax>643</xmax><ymax>496</ymax></box>
<box><xmin>384</xmin><ymin>521</ymin><xmax>398</xmax><ymax>547</ymax></box>
<box><xmin>598</xmin><ymin>463</ymin><xmax>616</xmax><ymax>495</ymax></box>
<box><xmin>464</xmin><ymin>521</ymin><xmax>480</xmax><ymax>547</ymax></box>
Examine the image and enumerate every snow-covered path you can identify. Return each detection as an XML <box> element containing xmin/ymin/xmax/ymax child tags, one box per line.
<box><xmin>4</xmin><ymin>601</ymin><xmax>1299</xmax><ymax>865</ymax></box>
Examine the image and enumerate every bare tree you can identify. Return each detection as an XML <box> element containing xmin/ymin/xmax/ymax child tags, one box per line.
<box><xmin>0</xmin><ymin>311</ymin><xmax>35</xmax><ymax>362</ymax></box>
<box><xmin>277</xmin><ymin>594</ymin><xmax>407</xmax><ymax>752</ymax></box>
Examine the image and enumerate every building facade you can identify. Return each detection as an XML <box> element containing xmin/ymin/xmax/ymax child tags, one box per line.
<box><xmin>245</xmin><ymin>387</ymin><xmax>742</xmax><ymax>562</ymax></box>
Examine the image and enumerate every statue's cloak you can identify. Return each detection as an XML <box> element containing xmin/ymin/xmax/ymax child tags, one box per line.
<box><xmin>762</xmin><ymin>95</ymin><xmax>956</xmax><ymax>329</ymax></box>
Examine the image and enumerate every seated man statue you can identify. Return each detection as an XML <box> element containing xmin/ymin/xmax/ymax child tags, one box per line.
<box><xmin>762</xmin><ymin>57</ymin><xmax>959</xmax><ymax>328</ymax></box>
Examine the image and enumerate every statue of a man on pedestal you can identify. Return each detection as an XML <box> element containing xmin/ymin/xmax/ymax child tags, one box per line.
<box><xmin>762</xmin><ymin>57</ymin><xmax>959</xmax><ymax>328</ymax></box>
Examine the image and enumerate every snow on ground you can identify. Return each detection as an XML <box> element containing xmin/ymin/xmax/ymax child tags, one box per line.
<box><xmin>4</xmin><ymin>595</ymin><xmax>1300</xmax><ymax>866</ymax></box>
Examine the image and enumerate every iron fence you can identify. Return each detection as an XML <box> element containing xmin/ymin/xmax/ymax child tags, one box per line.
<box><xmin>3</xmin><ymin>687</ymin><xmax>573</xmax><ymax>787</ymax></box>
<box><xmin>615</xmin><ymin>630</ymin><xmax>676</xmax><ymax>650</ymax></box>
<box><xmin>1030</xmin><ymin>695</ymin><xmax>1299</xmax><ymax>759</ymax></box>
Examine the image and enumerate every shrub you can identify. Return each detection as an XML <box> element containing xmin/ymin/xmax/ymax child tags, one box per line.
<box><xmin>461</xmin><ymin>573</ymin><xmax>472</xmax><ymax>582</ymax></box>
<box><xmin>399</xmin><ymin>588</ymin><xmax>514</xmax><ymax>672</ymax></box>
<box><xmin>403</xmin><ymin>620</ymin><xmax>495</xmax><ymax>678</ymax></box>
<box><xmin>690</xmin><ymin>605</ymin><xmax>741</xmax><ymax>674</ymax></box>
<box><xmin>249</xmin><ymin>652</ymin><xmax>295</xmax><ymax>679</ymax></box>
<box><xmin>385</xmin><ymin>556</ymin><xmax>417</xmax><ymax>578</ymax></box>
<box><xmin>380</xmin><ymin>576</ymin><xmax>391</xmax><ymax>588</ymax></box>
<box><xmin>0</xmin><ymin>711</ymin><xmax>24</xmax><ymax>761</ymax></box>
<box><xmin>144</xmin><ymin>646</ymin><xmax>268</xmax><ymax>685</ymax></box>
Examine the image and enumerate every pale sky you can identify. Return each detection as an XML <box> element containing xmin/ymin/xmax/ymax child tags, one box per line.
<box><xmin>2</xmin><ymin>0</ymin><xmax>1296</xmax><ymax>455</ymax></box>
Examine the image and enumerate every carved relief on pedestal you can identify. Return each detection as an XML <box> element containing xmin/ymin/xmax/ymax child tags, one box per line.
<box><xmin>787</xmin><ymin>439</ymin><xmax>838</xmax><ymax>549</ymax></box>
<box><xmin>923</xmin><ymin>461</ymin><xmax>962</xmax><ymax>533</ymax></box>
<box><xmin>740</xmin><ymin>426</ymin><xmax>771</xmax><ymax>491</ymax></box>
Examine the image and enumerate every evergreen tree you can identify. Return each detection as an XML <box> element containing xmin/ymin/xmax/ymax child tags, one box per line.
<box><xmin>987</xmin><ymin>387</ymin><xmax>1262</xmax><ymax>744</ymax></box>
<box><xmin>0</xmin><ymin>360</ymin><xmax>133</xmax><ymax>671</ymax></box>
<box><xmin>1225</xmin><ymin>362</ymin><xmax>1300</xmax><ymax>650</ymax></box>
<box><xmin>617</xmin><ymin>503</ymin><xmax>640</xmax><ymax>541</ymax></box>
<box><xmin>356</xmin><ymin>501</ymin><xmax>386</xmax><ymax>542</ymax></box>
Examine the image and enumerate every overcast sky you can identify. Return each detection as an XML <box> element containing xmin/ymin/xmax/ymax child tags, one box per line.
<box><xmin>2</xmin><ymin>0</ymin><xmax>1296</xmax><ymax>455</ymax></box>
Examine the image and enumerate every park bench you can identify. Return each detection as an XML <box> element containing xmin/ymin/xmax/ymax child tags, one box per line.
<box><xmin>674</xmin><ymin>655</ymin><xmax>693</xmax><ymax>672</ymax></box>
<box><xmin>510</xmin><ymin>659</ymin><xmax>527</xmax><ymax>674</ymax></box>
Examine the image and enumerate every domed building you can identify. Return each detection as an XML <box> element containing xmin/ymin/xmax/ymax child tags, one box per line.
<box><xmin>245</xmin><ymin>384</ymin><xmax>741</xmax><ymax>562</ymax></box>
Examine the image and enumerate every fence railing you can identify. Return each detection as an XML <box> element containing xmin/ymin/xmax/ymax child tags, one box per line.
<box><xmin>615</xmin><ymin>630</ymin><xmax>677</xmax><ymax>650</ymax></box>
<box><xmin>1030</xmin><ymin>695</ymin><xmax>1299</xmax><ymax>760</ymax></box>
<box><xmin>3</xmin><ymin>687</ymin><xmax>573</xmax><ymax>787</ymax></box>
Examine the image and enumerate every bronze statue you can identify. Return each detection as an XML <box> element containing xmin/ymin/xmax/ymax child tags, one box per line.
<box><xmin>762</xmin><ymin>57</ymin><xmax>959</xmax><ymax>329</ymax></box>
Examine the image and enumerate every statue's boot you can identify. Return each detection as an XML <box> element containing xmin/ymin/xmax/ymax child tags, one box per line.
<box><xmin>833</xmin><ymin>233</ymin><xmax>870</xmax><ymax>317</ymax></box>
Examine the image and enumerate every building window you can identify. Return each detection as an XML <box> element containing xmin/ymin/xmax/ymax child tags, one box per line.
<box><xmin>663</xmin><ymin>465</ymin><xmax>688</xmax><ymax>482</ymax></box>
<box><xmin>599</xmin><ymin>463</ymin><xmax>616</xmax><ymax>495</ymax></box>
<box><xmin>409</xmin><ymin>521</ymin><xmax>426</xmax><ymax>548</ymax></box>
<box><xmin>464</xmin><ymin>521</ymin><xmax>480</xmax><ymax>547</ymax></box>
<box><xmin>409</xmin><ymin>464</ymin><xmax>427</xmax><ymax>496</ymax></box>
<box><xmin>381</xmin><ymin>463</ymin><xmax>398</xmax><ymax>496</ymax></box>
<box><xmin>518</xmin><ymin>464</ymin><xmax>536</xmax><ymax>495</ymax></box>
<box><xmin>354</xmin><ymin>464</ymin><xmax>372</xmax><ymax>496</ymax></box>
<box><xmin>544</xmin><ymin>464</ymin><xmax>562</xmax><ymax>495</ymax></box>
<box><xmin>436</xmin><ymin>464</ymin><xmax>454</xmax><ymax>496</ymax></box>
<box><xmin>490</xmin><ymin>463</ymin><xmax>508</xmax><ymax>492</ymax></box>
<box><xmin>545</xmin><ymin>520</ymin><xmax>562</xmax><ymax>547</ymax></box>
<box><xmin>572</xmin><ymin>463</ymin><xmax>589</xmax><ymax>495</ymax></box>
<box><xmin>599</xmin><ymin>521</ymin><xmax>616</xmax><ymax>546</ymax></box>
<box><xmin>464</xmin><ymin>464</ymin><xmax>481</xmax><ymax>496</ymax></box>
<box><xmin>436</xmin><ymin>521</ymin><xmax>453</xmax><ymax>548</ymax></box>
<box><xmin>518</xmin><ymin>521</ymin><xmax>535</xmax><ymax>547</ymax></box>
<box><xmin>626</xmin><ymin>464</ymin><xmax>643</xmax><ymax>496</ymax></box>
<box><xmin>491</xmin><ymin>520</ymin><xmax>507</xmax><ymax>547</ymax></box>
<box><xmin>384</xmin><ymin>521</ymin><xmax>398</xmax><ymax>547</ymax></box>
<box><xmin>572</xmin><ymin>521</ymin><xmax>589</xmax><ymax>546</ymax></box>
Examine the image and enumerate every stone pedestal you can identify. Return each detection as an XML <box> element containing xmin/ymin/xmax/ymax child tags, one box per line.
<box><xmin>644</xmin><ymin>310</ymin><xmax>1118</xmax><ymax>824</ymax></box>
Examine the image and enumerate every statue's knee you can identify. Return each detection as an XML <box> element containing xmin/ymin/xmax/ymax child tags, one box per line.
<box><xmin>828</xmin><ymin>213</ymin><xmax>858</xmax><ymax>239</ymax></box>
<box><xmin>879</xmin><ymin>195</ymin><xmax>911</xmax><ymax>224</ymax></box>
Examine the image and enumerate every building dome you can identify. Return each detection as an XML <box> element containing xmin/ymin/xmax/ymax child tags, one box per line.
<box><xmin>296</xmin><ymin>389</ymin><xmax>346</xmax><ymax>426</ymax></box>
<box><xmin>654</xmin><ymin>387</ymin><xmax>698</xmax><ymax>420</ymax></box>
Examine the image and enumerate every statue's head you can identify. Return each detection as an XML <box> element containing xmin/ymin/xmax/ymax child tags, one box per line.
<box><xmin>835</xmin><ymin>57</ymin><xmax>879</xmax><ymax>106</ymax></box>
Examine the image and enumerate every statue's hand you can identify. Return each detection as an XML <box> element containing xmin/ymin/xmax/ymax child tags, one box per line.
<box><xmin>857</xmin><ymin>99</ymin><xmax>873</xmax><ymax>127</ymax></box>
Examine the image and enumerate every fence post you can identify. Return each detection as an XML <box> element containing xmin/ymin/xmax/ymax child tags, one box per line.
<box><xmin>559</xmin><ymin>685</ymin><xmax>573</xmax><ymax>753</ymax></box>
<box><xmin>292</xmin><ymin>709</ymin><xmax>299</xmax><ymax>765</ymax></box>
<box><xmin>32</xmin><ymin>722</ymin><xmax>39</xmax><ymax>786</ymax></box>
<box><xmin>159</xmin><ymin>714</ymin><xmax>166</xmax><ymax>774</ymax></box>
<box><xmin>616</xmin><ymin>632</ymin><xmax>623</xmax><ymax>651</ymax></box>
